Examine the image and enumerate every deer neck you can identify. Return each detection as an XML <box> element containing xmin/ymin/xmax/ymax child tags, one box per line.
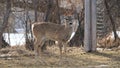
<box><xmin>67</xmin><ymin>32</ymin><xmax>75</xmax><ymax>42</ymax></box>
<box><xmin>63</xmin><ymin>25</ymin><xmax>75</xmax><ymax>42</ymax></box>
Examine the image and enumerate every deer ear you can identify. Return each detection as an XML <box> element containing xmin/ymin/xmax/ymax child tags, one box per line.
<box><xmin>60</xmin><ymin>16</ymin><xmax>65</xmax><ymax>25</ymax></box>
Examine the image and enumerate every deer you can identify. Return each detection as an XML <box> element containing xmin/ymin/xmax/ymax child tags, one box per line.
<box><xmin>32</xmin><ymin>15</ymin><xmax>79</xmax><ymax>60</ymax></box>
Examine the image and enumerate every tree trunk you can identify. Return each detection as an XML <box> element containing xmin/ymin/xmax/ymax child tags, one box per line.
<box><xmin>84</xmin><ymin>0</ymin><xmax>97</xmax><ymax>52</ymax></box>
<box><xmin>44</xmin><ymin>0</ymin><xmax>53</xmax><ymax>22</ymax></box>
<box><xmin>0</xmin><ymin>0</ymin><xmax>11</xmax><ymax>49</ymax></box>
<box><xmin>69</xmin><ymin>11</ymin><xmax>84</xmax><ymax>47</ymax></box>
<box><xmin>56</xmin><ymin>0</ymin><xmax>61</xmax><ymax>24</ymax></box>
<box><xmin>25</xmin><ymin>12</ymin><xmax>34</xmax><ymax>51</ymax></box>
<box><xmin>34</xmin><ymin>0</ymin><xmax>38</xmax><ymax>22</ymax></box>
<box><xmin>25</xmin><ymin>0</ymin><xmax>39</xmax><ymax>51</ymax></box>
<box><xmin>1</xmin><ymin>36</ymin><xmax>9</xmax><ymax>48</ymax></box>
<box><xmin>69</xmin><ymin>1</ymin><xmax>84</xmax><ymax>47</ymax></box>
<box><xmin>104</xmin><ymin>0</ymin><xmax>119</xmax><ymax>41</ymax></box>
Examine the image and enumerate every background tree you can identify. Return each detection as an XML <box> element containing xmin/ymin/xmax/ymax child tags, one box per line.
<box><xmin>0</xmin><ymin>0</ymin><xmax>11</xmax><ymax>48</ymax></box>
<box><xmin>0</xmin><ymin>0</ymin><xmax>119</xmax><ymax>49</ymax></box>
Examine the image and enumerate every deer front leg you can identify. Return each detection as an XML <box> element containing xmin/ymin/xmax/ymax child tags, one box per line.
<box><xmin>59</xmin><ymin>44</ymin><xmax>62</xmax><ymax>59</ymax></box>
<box><xmin>62</xmin><ymin>42</ymin><xmax>68</xmax><ymax>55</ymax></box>
<box><xmin>34</xmin><ymin>39</ymin><xmax>47</xmax><ymax>64</ymax></box>
<box><xmin>58</xmin><ymin>42</ymin><xmax>64</xmax><ymax>66</ymax></box>
<box><xmin>56</xmin><ymin>41</ymin><xmax>63</xmax><ymax>59</ymax></box>
<box><xmin>34</xmin><ymin>37</ymin><xmax>45</xmax><ymax>57</ymax></box>
<box><xmin>57</xmin><ymin>42</ymin><xmax>68</xmax><ymax>65</ymax></box>
<box><xmin>62</xmin><ymin>42</ymin><xmax>69</xmax><ymax>62</ymax></box>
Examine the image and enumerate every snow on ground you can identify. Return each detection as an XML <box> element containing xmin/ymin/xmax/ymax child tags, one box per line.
<box><xmin>3</xmin><ymin>31</ymin><xmax>120</xmax><ymax>46</ymax></box>
<box><xmin>111</xmin><ymin>31</ymin><xmax>120</xmax><ymax>38</ymax></box>
<box><xmin>3</xmin><ymin>33</ymin><xmax>25</xmax><ymax>46</ymax></box>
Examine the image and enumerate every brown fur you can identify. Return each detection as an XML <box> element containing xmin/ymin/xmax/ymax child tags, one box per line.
<box><xmin>32</xmin><ymin>18</ymin><xmax>79</xmax><ymax>58</ymax></box>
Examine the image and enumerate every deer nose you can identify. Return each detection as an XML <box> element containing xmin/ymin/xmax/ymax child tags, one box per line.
<box><xmin>69</xmin><ymin>22</ymin><xmax>72</xmax><ymax>25</ymax></box>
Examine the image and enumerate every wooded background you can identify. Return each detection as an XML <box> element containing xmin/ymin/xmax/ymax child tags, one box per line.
<box><xmin>0</xmin><ymin>0</ymin><xmax>120</xmax><ymax>50</ymax></box>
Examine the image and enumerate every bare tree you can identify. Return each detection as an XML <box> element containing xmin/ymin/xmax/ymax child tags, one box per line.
<box><xmin>25</xmin><ymin>0</ymin><xmax>36</xmax><ymax>51</ymax></box>
<box><xmin>33</xmin><ymin>0</ymin><xmax>39</xmax><ymax>22</ymax></box>
<box><xmin>104</xmin><ymin>0</ymin><xmax>119</xmax><ymax>41</ymax></box>
<box><xmin>0</xmin><ymin>0</ymin><xmax>11</xmax><ymax>49</ymax></box>
<box><xmin>44</xmin><ymin>0</ymin><xmax>53</xmax><ymax>22</ymax></box>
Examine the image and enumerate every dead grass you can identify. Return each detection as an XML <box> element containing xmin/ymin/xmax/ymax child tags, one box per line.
<box><xmin>98</xmin><ymin>34</ymin><xmax>120</xmax><ymax>48</ymax></box>
<box><xmin>0</xmin><ymin>45</ymin><xmax>120</xmax><ymax>68</ymax></box>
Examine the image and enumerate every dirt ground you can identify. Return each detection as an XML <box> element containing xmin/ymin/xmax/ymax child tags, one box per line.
<box><xmin>0</xmin><ymin>46</ymin><xmax>120</xmax><ymax>68</ymax></box>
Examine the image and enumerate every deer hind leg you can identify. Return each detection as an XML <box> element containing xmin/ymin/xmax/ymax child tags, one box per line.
<box><xmin>34</xmin><ymin>38</ymin><xmax>38</xmax><ymax>56</ymax></box>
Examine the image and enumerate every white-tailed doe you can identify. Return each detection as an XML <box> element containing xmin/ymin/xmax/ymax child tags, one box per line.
<box><xmin>32</xmin><ymin>15</ymin><xmax>79</xmax><ymax>58</ymax></box>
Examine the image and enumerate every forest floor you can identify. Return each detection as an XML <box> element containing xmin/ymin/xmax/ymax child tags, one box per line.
<box><xmin>0</xmin><ymin>45</ymin><xmax>120</xmax><ymax>68</ymax></box>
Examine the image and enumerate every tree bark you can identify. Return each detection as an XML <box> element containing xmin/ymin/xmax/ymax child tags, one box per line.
<box><xmin>104</xmin><ymin>0</ymin><xmax>119</xmax><ymax>41</ymax></box>
<box><xmin>69</xmin><ymin>10</ymin><xmax>84</xmax><ymax>47</ymax></box>
<box><xmin>44</xmin><ymin>0</ymin><xmax>53</xmax><ymax>22</ymax></box>
<box><xmin>0</xmin><ymin>0</ymin><xmax>11</xmax><ymax>49</ymax></box>
<box><xmin>33</xmin><ymin>0</ymin><xmax>38</xmax><ymax>22</ymax></box>
<box><xmin>25</xmin><ymin>0</ymin><xmax>39</xmax><ymax>51</ymax></box>
<box><xmin>56</xmin><ymin>0</ymin><xmax>61</xmax><ymax>24</ymax></box>
<box><xmin>69</xmin><ymin>1</ymin><xmax>84</xmax><ymax>47</ymax></box>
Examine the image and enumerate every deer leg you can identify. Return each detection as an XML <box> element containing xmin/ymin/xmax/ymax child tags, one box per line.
<box><xmin>38</xmin><ymin>39</ymin><xmax>45</xmax><ymax>57</ymax></box>
<box><xmin>58</xmin><ymin>42</ymin><xmax>69</xmax><ymax>65</ymax></box>
<box><xmin>34</xmin><ymin>37</ymin><xmax>45</xmax><ymax>57</ymax></box>
<box><xmin>59</xmin><ymin>45</ymin><xmax>62</xmax><ymax>59</ymax></box>
<box><xmin>34</xmin><ymin>39</ymin><xmax>39</xmax><ymax>57</ymax></box>
<box><xmin>34</xmin><ymin>38</ymin><xmax>47</xmax><ymax>64</ymax></box>
<box><xmin>62</xmin><ymin>42</ymin><xmax>68</xmax><ymax>60</ymax></box>
<box><xmin>41</xmin><ymin>43</ymin><xmax>47</xmax><ymax>52</ymax></box>
<box><xmin>57</xmin><ymin>42</ymin><xmax>63</xmax><ymax>59</ymax></box>
<box><xmin>63</xmin><ymin>43</ymin><xmax>67</xmax><ymax>54</ymax></box>
<box><xmin>56</xmin><ymin>42</ymin><xmax>62</xmax><ymax>65</ymax></box>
